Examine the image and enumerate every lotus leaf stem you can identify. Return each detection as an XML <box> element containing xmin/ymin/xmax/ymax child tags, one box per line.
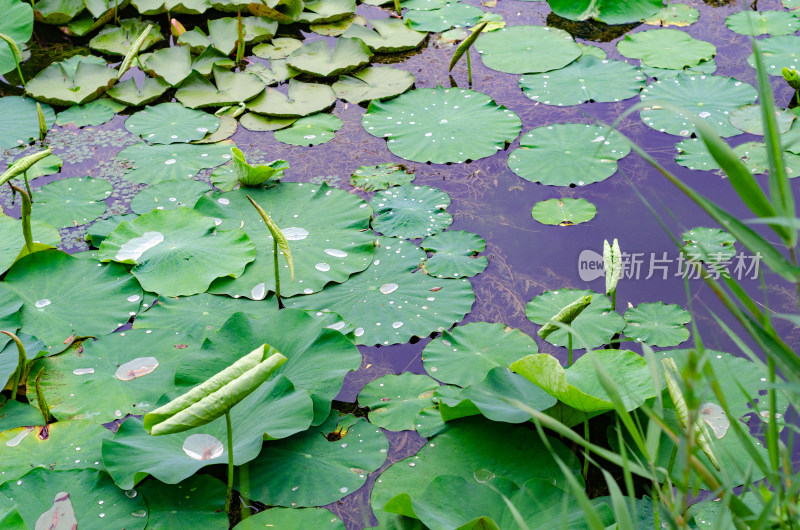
<box><xmin>225</xmin><ymin>410</ymin><xmax>234</xmax><ymax>512</ymax></box>
<box><xmin>0</xmin><ymin>331</ymin><xmax>26</xmax><ymax>401</ymax></box>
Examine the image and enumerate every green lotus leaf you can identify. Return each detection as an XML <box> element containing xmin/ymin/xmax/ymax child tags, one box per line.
<box><xmin>526</xmin><ymin>289</ymin><xmax>624</xmax><ymax>349</ymax></box>
<box><xmin>308</xmin><ymin>13</ymin><xmax>365</xmax><ymax>36</ymax></box>
<box><xmin>236</xmin><ymin>412</ymin><xmax>388</xmax><ymax>506</ymax></box>
<box><xmin>682</xmin><ymin>226</ymin><xmax>737</xmax><ymax>262</ymax></box>
<box><xmin>0</xmin><ymin>96</ymin><xmax>55</xmax><ymax>149</ymax></box>
<box><xmin>639</xmin><ymin>74</ymin><xmax>757</xmax><ymax>138</ymax></box>
<box><xmin>253</xmin><ymin>37</ymin><xmax>303</xmax><ymax>59</ymax></box>
<box><xmin>130</xmin><ymin>178</ymin><xmax>212</xmax><ymax>214</ymax></box>
<box><xmin>84</xmin><ymin>0</ymin><xmax>129</xmax><ymax>17</ymax></box>
<box><xmin>25</xmin><ymin>55</ymin><xmax>117</xmax><ymax>106</ymax></box>
<box><xmin>0</xmin><ymin>469</ymin><xmax>147</xmax><ymax>528</ymax></box>
<box><xmin>30</xmin><ymin>329</ymin><xmax>202</xmax><ymax>423</ymax></box>
<box><xmin>55</xmin><ymin>98</ymin><xmax>124</xmax><ymax>127</ymax></box>
<box><xmin>30</xmin><ymin>176</ymin><xmax>110</xmax><ymax>229</ymax></box>
<box><xmin>727</xmin><ymin>10</ymin><xmax>800</xmax><ymax>36</ymax></box>
<box><xmin>400</xmin><ymin>0</ymin><xmax>445</xmax><ymax>8</ymax></box>
<box><xmin>474</xmin><ymin>25</ymin><xmax>580</xmax><ymax>74</ymax></box>
<box><xmin>106</xmin><ymin>76</ymin><xmax>171</xmax><ymax>106</ymax></box>
<box><xmin>286</xmin><ymin>37</ymin><xmax>372</xmax><ymax>78</ymax></box>
<box><xmin>403</xmin><ymin>2</ymin><xmax>482</xmax><ymax>32</ymax></box>
<box><xmin>89</xmin><ymin>18</ymin><xmax>163</xmax><ymax>55</ymax></box>
<box><xmin>245</xmin><ymin>58</ymin><xmax>297</xmax><ymax>86</ymax></box>
<box><xmin>98</xmin><ymin>207</ymin><xmax>255</xmax><ymax>297</ymax></box>
<box><xmin>246</xmin><ymin>0</ymin><xmax>303</xmax><ymax>23</ymax></box>
<box><xmin>297</xmin><ymin>0</ymin><xmax>355</xmax><ymax>24</ymax></box>
<box><xmin>675</xmin><ymin>137</ymin><xmax>721</xmax><ymax>171</ymax></box>
<box><xmin>234</xmin><ymin>507</ymin><xmax>345</xmax><ymax>529</ymax></box>
<box><xmin>286</xmin><ymin>236</ymin><xmax>474</xmax><ymax>346</ymax></box>
<box><xmin>0</xmin><ymin>0</ymin><xmax>33</xmax><ymax>77</ymax></box>
<box><xmin>333</xmin><ymin>66</ymin><xmax>415</xmax><ymax>104</ymax></box>
<box><xmin>0</xmin><ymin>284</ymin><xmax>24</xmax><ymax>367</ymax></box>
<box><xmin>274</xmin><ymin>113</ymin><xmax>343</xmax><ymax>146</ymax></box>
<box><xmin>33</xmin><ymin>0</ymin><xmax>83</xmax><ymax>24</ymax></box>
<box><xmin>178</xmin><ymin>16</ymin><xmax>277</xmax><ymax>54</ymax></box>
<box><xmin>139</xmin><ymin>45</ymin><xmax>192</xmax><ymax>87</ymax></box>
<box><xmin>0</xmin><ymin>421</ymin><xmax>111</xmax><ymax>487</ymax></box>
<box><xmin>63</xmin><ymin>0</ymin><xmax>126</xmax><ymax>37</ymax></box>
<box><xmin>359</xmin><ymin>373</ymin><xmax>440</xmax><ymax>431</ymax></box>
<box><xmin>508</xmin><ymin>123</ymin><xmax>630</xmax><ymax>186</ymax></box>
<box><xmin>116</xmin><ymin>141</ymin><xmax>233</xmax><ymax>185</ymax></box>
<box><xmin>531</xmin><ymin>197</ymin><xmax>597</xmax><ymax>226</ymax></box>
<box><xmin>362</xmin><ymin>87</ymin><xmax>521</xmax><ymax>164</ymax></box>
<box><xmin>422</xmin><ymin>321</ymin><xmax>538</xmax><ymax>387</ymax></box>
<box><xmin>124</xmin><ymin>103</ymin><xmax>220</xmax><ymax>145</ymax></box>
<box><xmin>643</xmin><ymin>4</ymin><xmax>699</xmax><ymax>27</ymax></box>
<box><xmin>175</xmin><ymin>67</ymin><xmax>265</xmax><ymax>109</ymax></box>
<box><xmin>140</xmin><ymin>475</ymin><xmax>227</xmax><ymax>528</ymax></box>
<box><xmin>85</xmin><ymin>214</ymin><xmax>139</xmax><ymax>247</ymax></box>
<box><xmin>735</xmin><ymin>141</ymin><xmax>800</xmax><ymax>177</ymax></box>
<box><xmin>371</xmin><ymin>184</ymin><xmax>452</xmax><ymax>239</ymax></box>
<box><xmin>190</xmin><ymin>46</ymin><xmax>238</xmax><ymax>75</ymax></box>
<box><xmin>730</xmin><ymin>104</ymin><xmax>796</xmax><ymax>135</ymax></box>
<box><xmin>350</xmin><ymin>163</ymin><xmax>414</xmax><ymax>191</ymax></box>
<box><xmin>102</xmin><ymin>375</ymin><xmax>313</xmax><ymax>487</ymax></box>
<box><xmin>342</xmin><ymin>18</ymin><xmax>426</xmax><ymax>53</ymax></box>
<box><xmin>520</xmin><ymin>56</ymin><xmax>645</xmax><ymax>106</ymax></box>
<box><xmin>247</xmin><ymin>79</ymin><xmax>336</xmax><ymax>118</ymax></box>
<box><xmin>194</xmin><ymin>182</ymin><xmax>374</xmax><ymax>298</ymax></box>
<box><xmin>548</xmin><ymin>0</ymin><xmax>660</xmax><ymax>24</ymax></box>
<box><xmin>0</xmin><ymin>214</ymin><xmax>60</xmax><ymax>275</ymax></box>
<box><xmin>3</xmin><ymin>250</ymin><xmax>142</xmax><ymax>352</ymax></box>
<box><xmin>132</xmin><ymin>0</ymin><xmax>210</xmax><ymax>14</ymax></box>
<box><xmin>420</xmin><ymin>230</ymin><xmax>487</xmax><ymax>279</ymax></box>
<box><xmin>618</xmin><ymin>29</ymin><xmax>715</xmax><ymax>70</ymax></box>
<box><xmin>209</xmin><ymin>150</ymin><xmax>287</xmax><ymax>191</ymax></box>
<box><xmin>747</xmin><ymin>35</ymin><xmax>800</xmax><ymax>76</ymax></box>
<box><xmin>0</xmin><ymin>400</ymin><xmax>43</xmax><ymax>432</ymax></box>
<box><xmin>638</xmin><ymin>58</ymin><xmax>717</xmax><ymax>80</ymax></box>
<box><xmin>623</xmin><ymin>302</ymin><xmax>691</xmax><ymax>347</ymax></box>
<box><xmin>174</xmin><ymin>309</ymin><xmax>361</xmax><ymax>425</ymax></box>
<box><xmin>511</xmin><ymin>349</ymin><xmax>661</xmax><ymax>412</ymax></box>
<box><xmin>372</xmin><ymin>416</ymin><xmax>579</xmax><ymax>519</ymax></box>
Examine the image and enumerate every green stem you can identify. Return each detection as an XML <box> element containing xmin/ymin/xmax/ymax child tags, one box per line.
<box><xmin>582</xmin><ymin>416</ymin><xmax>590</xmax><ymax>479</ymax></box>
<box><xmin>611</xmin><ymin>290</ymin><xmax>616</xmax><ymax>312</ymax></box>
<box><xmin>666</xmin><ymin>444</ymin><xmax>678</xmax><ymax>476</ymax></box>
<box><xmin>466</xmin><ymin>48</ymin><xmax>472</xmax><ymax>86</ymax></box>
<box><xmin>23</xmin><ymin>171</ymin><xmax>32</xmax><ymax>200</ymax></box>
<box><xmin>273</xmin><ymin>238</ymin><xmax>281</xmax><ymax>306</ymax></box>
<box><xmin>766</xmin><ymin>356</ymin><xmax>780</xmax><ymax>479</ymax></box>
<box><xmin>1</xmin><ymin>332</ymin><xmax>26</xmax><ymax>401</ymax></box>
<box><xmin>225</xmin><ymin>411</ymin><xmax>234</xmax><ymax>513</ymax></box>
<box><xmin>568</xmin><ymin>333</ymin><xmax>573</xmax><ymax>367</ymax></box>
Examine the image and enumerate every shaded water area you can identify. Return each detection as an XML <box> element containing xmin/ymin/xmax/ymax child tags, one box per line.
<box><xmin>1</xmin><ymin>0</ymin><xmax>799</xmax><ymax>527</ymax></box>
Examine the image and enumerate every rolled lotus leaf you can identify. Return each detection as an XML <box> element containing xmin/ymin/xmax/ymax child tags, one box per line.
<box><xmin>537</xmin><ymin>295</ymin><xmax>592</xmax><ymax>340</ymax></box>
<box><xmin>144</xmin><ymin>344</ymin><xmax>286</xmax><ymax>435</ymax></box>
<box><xmin>232</xmin><ymin>147</ymin><xmax>286</xmax><ymax>187</ymax></box>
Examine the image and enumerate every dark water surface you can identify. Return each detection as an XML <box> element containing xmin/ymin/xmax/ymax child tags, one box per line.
<box><xmin>2</xmin><ymin>0</ymin><xmax>799</xmax><ymax>527</ymax></box>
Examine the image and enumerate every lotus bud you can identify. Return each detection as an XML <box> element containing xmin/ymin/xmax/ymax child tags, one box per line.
<box><xmin>538</xmin><ymin>295</ymin><xmax>591</xmax><ymax>340</ymax></box>
<box><xmin>603</xmin><ymin>238</ymin><xmax>621</xmax><ymax>298</ymax></box>
<box><xmin>170</xmin><ymin>18</ymin><xmax>187</xmax><ymax>37</ymax></box>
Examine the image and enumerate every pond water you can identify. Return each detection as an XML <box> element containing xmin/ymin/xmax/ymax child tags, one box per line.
<box><xmin>1</xmin><ymin>0</ymin><xmax>798</xmax><ymax>528</ymax></box>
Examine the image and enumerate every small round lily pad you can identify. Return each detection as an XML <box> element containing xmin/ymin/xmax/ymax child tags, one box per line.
<box><xmin>624</xmin><ymin>302</ymin><xmax>691</xmax><ymax>346</ymax></box>
<box><xmin>421</xmin><ymin>230</ymin><xmax>487</xmax><ymax>279</ymax></box>
<box><xmin>358</xmin><ymin>372</ymin><xmax>440</xmax><ymax>431</ymax></box>
<box><xmin>273</xmin><ymin>113</ymin><xmax>343</xmax><ymax>146</ymax></box>
<box><xmin>746</xmin><ymin>36</ymin><xmax>800</xmax><ymax>76</ymax></box>
<box><xmin>617</xmin><ymin>29</ymin><xmax>716</xmax><ymax>70</ymax></box>
<box><xmin>730</xmin><ymin>104</ymin><xmax>796</xmax><ymax>135</ymax></box>
<box><xmin>531</xmin><ymin>198</ymin><xmax>597</xmax><ymax>226</ymax></box>
<box><xmin>125</xmin><ymin>103</ymin><xmax>220</xmax><ymax>144</ymax></box>
<box><xmin>675</xmin><ymin>138</ymin><xmax>721</xmax><ymax>171</ymax></box>
<box><xmin>350</xmin><ymin>163</ymin><xmax>414</xmax><ymax>191</ymax></box>
<box><xmin>130</xmin><ymin>179</ymin><xmax>212</xmax><ymax>214</ymax></box>
<box><xmin>371</xmin><ymin>184</ymin><xmax>452</xmax><ymax>239</ymax></box>
<box><xmin>475</xmin><ymin>25</ymin><xmax>580</xmax><ymax>74</ymax></box>
<box><xmin>726</xmin><ymin>10</ymin><xmax>800</xmax><ymax>36</ymax></box>
<box><xmin>643</xmin><ymin>4</ymin><xmax>699</xmax><ymax>27</ymax></box>
<box><xmin>32</xmin><ymin>177</ymin><xmax>111</xmax><ymax>228</ymax></box>
<box><xmin>682</xmin><ymin>227</ymin><xmax>736</xmax><ymax>262</ymax></box>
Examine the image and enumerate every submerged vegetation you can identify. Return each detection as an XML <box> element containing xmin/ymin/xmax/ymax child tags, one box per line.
<box><xmin>0</xmin><ymin>0</ymin><xmax>799</xmax><ymax>528</ymax></box>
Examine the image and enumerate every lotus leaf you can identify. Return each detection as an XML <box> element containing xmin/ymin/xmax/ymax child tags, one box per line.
<box><xmin>236</xmin><ymin>412</ymin><xmax>388</xmax><ymax>506</ymax></box>
<box><xmin>25</xmin><ymin>55</ymin><xmax>117</xmax><ymax>106</ymax></box>
<box><xmin>89</xmin><ymin>18</ymin><xmax>163</xmax><ymax>56</ymax></box>
<box><xmin>526</xmin><ymin>289</ymin><xmax>624</xmax><ymax>349</ymax></box>
<box><xmin>371</xmin><ymin>184</ymin><xmax>452</xmax><ymax>239</ymax></box>
<box><xmin>85</xmin><ymin>214</ymin><xmax>139</xmax><ymax>247</ymax></box>
<box><xmin>310</xmin><ymin>14</ymin><xmax>366</xmax><ymax>37</ymax></box>
<box><xmin>512</xmin><ymin>349</ymin><xmax>660</xmax><ymax>412</ymax></box>
<box><xmin>548</xmin><ymin>0</ymin><xmax>660</xmax><ymax>24</ymax></box>
<box><xmin>235</xmin><ymin>507</ymin><xmax>345</xmax><ymax>529</ymax></box>
<box><xmin>0</xmin><ymin>400</ymin><xmax>43</xmax><ymax>432</ymax></box>
<box><xmin>189</xmin><ymin>47</ymin><xmax>237</xmax><ymax>76</ymax></box>
<box><xmin>246</xmin><ymin>0</ymin><xmax>303</xmax><ymax>23</ymax></box>
<box><xmin>0</xmin><ymin>421</ymin><xmax>111</xmax><ymax>486</ymax></box>
<box><xmin>178</xmin><ymin>17</ymin><xmax>277</xmax><ymax>54</ymax></box>
<box><xmin>125</xmin><ymin>103</ymin><xmax>219</xmax><ymax>145</ymax></box>
<box><xmin>520</xmin><ymin>56</ymin><xmax>645</xmax><ymax>106</ymax></box>
<box><xmin>420</xmin><ymin>230</ymin><xmax>487</xmax><ymax>278</ymax></box>
<box><xmin>194</xmin><ymin>182</ymin><xmax>374</xmax><ymax>298</ymax></box>
<box><xmin>245</xmin><ymin>59</ymin><xmax>296</xmax><ymax>86</ymax></box>
<box><xmin>239</xmin><ymin>114</ymin><xmax>294</xmax><ymax>131</ymax></box>
<box><xmin>0</xmin><ymin>469</ymin><xmax>147</xmax><ymax>528</ymax></box>
<box><xmin>140</xmin><ymin>475</ymin><xmax>227</xmax><ymax>528</ymax></box>
<box><xmin>32</xmin><ymin>176</ymin><xmax>111</xmax><ymax>228</ymax></box>
<box><xmin>359</xmin><ymin>372</ymin><xmax>440</xmax><ymax>431</ymax></box>
<box><xmin>643</xmin><ymin>4</ymin><xmax>699</xmax><ymax>27</ymax></box>
<box><xmin>727</xmin><ymin>10</ymin><xmax>800</xmax><ymax>36</ymax></box>
<box><xmin>286</xmin><ymin>38</ymin><xmax>371</xmax><ymax>78</ymax></box>
<box><xmin>55</xmin><ymin>98</ymin><xmax>124</xmax><ymax>127</ymax></box>
<box><xmin>730</xmin><ymin>104</ymin><xmax>796</xmax><ymax>135</ymax></box>
<box><xmin>106</xmin><ymin>76</ymin><xmax>171</xmax><ymax>106</ymax></box>
<box><xmin>130</xmin><ymin>178</ymin><xmax>211</xmax><ymax>214</ymax></box>
<box><xmin>401</xmin><ymin>0</ymin><xmax>445</xmax><ymax>8</ymax></box>
<box><xmin>675</xmin><ymin>137</ymin><xmax>721</xmax><ymax>171</ymax></box>
<box><xmin>297</xmin><ymin>0</ymin><xmax>355</xmax><ymax>24</ymax></box>
<box><xmin>274</xmin><ymin>113</ymin><xmax>343</xmax><ymax>146</ymax></box>
<box><xmin>618</xmin><ymin>29</ymin><xmax>716</xmax><ymax>70</ymax></box>
<box><xmin>209</xmin><ymin>151</ymin><xmax>287</xmax><ymax>191</ymax></box>
<box><xmin>116</xmin><ymin>141</ymin><xmax>233</xmax><ymax>185</ymax></box>
<box><xmin>624</xmin><ymin>302</ymin><xmax>691</xmax><ymax>347</ymax></box>
<box><xmin>508</xmin><ymin>123</ymin><xmax>629</xmax><ymax>186</ymax></box>
<box><xmin>735</xmin><ymin>141</ymin><xmax>800</xmax><ymax>177</ymax></box>
<box><xmin>342</xmin><ymin>18</ymin><xmax>426</xmax><ymax>53</ymax></box>
<box><xmin>421</xmin><ymin>321</ymin><xmax>537</xmax><ymax>387</ymax></box>
<box><xmin>682</xmin><ymin>226</ymin><xmax>736</xmax><ymax>262</ymax></box>
<box><xmin>639</xmin><ymin>58</ymin><xmax>717</xmax><ymax>80</ymax></box>
<box><xmin>350</xmin><ymin>163</ymin><xmax>414</xmax><ymax>191</ymax></box>
<box><xmin>0</xmin><ymin>96</ymin><xmax>55</xmax><ymax>149</ymax></box>
<box><xmin>175</xmin><ymin>68</ymin><xmax>264</xmax><ymax>109</ymax></box>
<box><xmin>748</xmin><ymin>36</ymin><xmax>800</xmax><ymax>76</ymax></box>
<box><xmin>362</xmin><ymin>87</ymin><xmax>521</xmax><ymax>164</ymax></box>
<box><xmin>531</xmin><ymin>198</ymin><xmax>597</xmax><ymax>226</ymax></box>
<box><xmin>31</xmin><ymin>329</ymin><xmax>202</xmax><ymax>423</ymax></box>
<box><xmin>248</xmin><ymin>80</ymin><xmax>337</xmax><ymax>118</ymax></box>
<box><xmin>333</xmin><ymin>66</ymin><xmax>415</xmax><ymax>104</ymax></box>
<box><xmin>403</xmin><ymin>2</ymin><xmax>482</xmax><ymax>32</ymax></box>
<box><xmin>98</xmin><ymin>207</ymin><xmax>255</xmax><ymax>297</ymax></box>
<box><xmin>0</xmin><ymin>283</ymin><xmax>23</xmax><ymax>354</ymax></box>
<box><xmin>141</xmin><ymin>45</ymin><xmax>202</xmax><ymax>85</ymax></box>
<box><xmin>102</xmin><ymin>376</ymin><xmax>313</xmax><ymax>487</ymax></box>
<box><xmin>640</xmin><ymin>74</ymin><xmax>757</xmax><ymax>137</ymax></box>
<box><xmin>132</xmin><ymin>0</ymin><xmax>210</xmax><ymax>14</ymax></box>
<box><xmin>0</xmin><ymin>214</ymin><xmax>60</xmax><ymax>275</ymax></box>
<box><xmin>0</xmin><ymin>0</ymin><xmax>33</xmax><ymax>77</ymax></box>
<box><xmin>474</xmin><ymin>25</ymin><xmax>580</xmax><ymax>74</ymax></box>
<box><xmin>285</xmin><ymin>236</ymin><xmax>475</xmax><ymax>346</ymax></box>
<box><xmin>34</xmin><ymin>0</ymin><xmax>84</xmax><ymax>24</ymax></box>
<box><xmin>253</xmin><ymin>37</ymin><xmax>303</xmax><ymax>59</ymax></box>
